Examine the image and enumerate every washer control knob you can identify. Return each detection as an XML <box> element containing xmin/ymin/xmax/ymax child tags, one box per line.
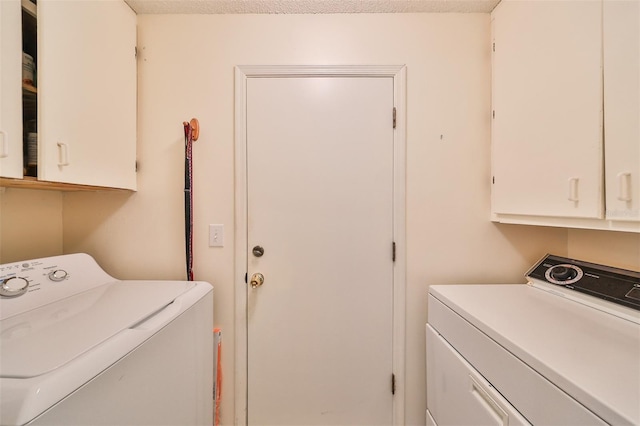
<box><xmin>48</xmin><ymin>269</ymin><xmax>68</xmax><ymax>282</ymax></box>
<box><xmin>0</xmin><ymin>277</ymin><xmax>30</xmax><ymax>297</ymax></box>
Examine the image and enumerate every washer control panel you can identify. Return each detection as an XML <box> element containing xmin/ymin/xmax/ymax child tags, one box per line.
<box><xmin>0</xmin><ymin>253</ymin><xmax>115</xmax><ymax>320</ymax></box>
<box><xmin>0</xmin><ymin>259</ymin><xmax>71</xmax><ymax>298</ymax></box>
<box><xmin>527</xmin><ymin>254</ymin><xmax>640</xmax><ymax>312</ymax></box>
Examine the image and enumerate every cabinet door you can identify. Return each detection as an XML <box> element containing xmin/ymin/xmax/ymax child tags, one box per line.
<box><xmin>491</xmin><ymin>0</ymin><xmax>603</xmax><ymax>218</ymax></box>
<box><xmin>604</xmin><ymin>0</ymin><xmax>640</xmax><ymax>222</ymax></box>
<box><xmin>0</xmin><ymin>0</ymin><xmax>23</xmax><ymax>179</ymax></box>
<box><xmin>38</xmin><ymin>0</ymin><xmax>136</xmax><ymax>190</ymax></box>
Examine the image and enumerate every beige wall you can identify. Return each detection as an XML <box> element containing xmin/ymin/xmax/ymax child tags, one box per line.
<box><xmin>0</xmin><ymin>188</ymin><xmax>63</xmax><ymax>263</ymax></box>
<box><xmin>568</xmin><ymin>229</ymin><xmax>640</xmax><ymax>271</ymax></box>
<box><xmin>60</xmin><ymin>13</ymin><xmax>570</xmax><ymax>424</ymax></box>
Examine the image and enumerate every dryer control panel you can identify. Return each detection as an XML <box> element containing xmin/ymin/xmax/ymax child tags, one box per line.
<box><xmin>527</xmin><ymin>254</ymin><xmax>640</xmax><ymax>314</ymax></box>
<box><xmin>0</xmin><ymin>253</ymin><xmax>115</xmax><ymax>320</ymax></box>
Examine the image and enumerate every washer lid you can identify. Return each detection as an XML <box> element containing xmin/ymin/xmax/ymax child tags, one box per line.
<box><xmin>0</xmin><ymin>280</ymin><xmax>195</xmax><ymax>378</ymax></box>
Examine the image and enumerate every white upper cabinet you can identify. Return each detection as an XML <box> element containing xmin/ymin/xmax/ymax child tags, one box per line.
<box><xmin>1</xmin><ymin>0</ymin><xmax>136</xmax><ymax>190</ymax></box>
<box><xmin>38</xmin><ymin>0</ymin><xmax>137</xmax><ymax>190</ymax></box>
<box><xmin>492</xmin><ymin>0</ymin><xmax>640</xmax><ymax>232</ymax></box>
<box><xmin>0</xmin><ymin>0</ymin><xmax>24</xmax><ymax>179</ymax></box>
<box><xmin>491</xmin><ymin>0</ymin><xmax>603</xmax><ymax>219</ymax></box>
<box><xmin>603</xmin><ymin>0</ymin><xmax>640</xmax><ymax>222</ymax></box>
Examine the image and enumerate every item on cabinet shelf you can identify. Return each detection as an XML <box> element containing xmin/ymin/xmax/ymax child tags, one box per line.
<box><xmin>183</xmin><ymin>118</ymin><xmax>199</xmax><ymax>281</ymax></box>
<box><xmin>25</xmin><ymin>119</ymin><xmax>36</xmax><ymax>133</ymax></box>
<box><xmin>22</xmin><ymin>53</ymin><xmax>34</xmax><ymax>86</ymax></box>
<box><xmin>26</xmin><ymin>132</ymin><xmax>37</xmax><ymax>176</ymax></box>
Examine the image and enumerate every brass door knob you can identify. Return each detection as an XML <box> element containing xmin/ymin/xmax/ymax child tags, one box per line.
<box><xmin>250</xmin><ymin>273</ymin><xmax>264</xmax><ymax>289</ymax></box>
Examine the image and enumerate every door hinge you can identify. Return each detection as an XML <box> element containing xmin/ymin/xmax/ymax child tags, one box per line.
<box><xmin>391</xmin><ymin>373</ymin><xmax>396</xmax><ymax>395</ymax></box>
<box><xmin>492</xmin><ymin>110</ymin><xmax>495</xmax><ymax>119</ymax></box>
<box><xmin>492</xmin><ymin>42</ymin><xmax>495</xmax><ymax>52</ymax></box>
<box><xmin>392</xmin><ymin>107</ymin><xmax>397</xmax><ymax>129</ymax></box>
<box><xmin>492</xmin><ymin>176</ymin><xmax>495</xmax><ymax>184</ymax></box>
<box><xmin>135</xmin><ymin>46</ymin><xmax>138</xmax><ymax>58</ymax></box>
<box><xmin>392</xmin><ymin>242</ymin><xmax>396</xmax><ymax>262</ymax></box>
<box><xmin>244</xmin><ymin>272</ymin><xmax>248</xmax><ymax>284</ymax></box>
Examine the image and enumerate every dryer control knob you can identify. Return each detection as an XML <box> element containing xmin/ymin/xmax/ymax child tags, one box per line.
<box><xmin>551</xmin><ymin>266</ymin><xmax>576</xmax><ymax>281</ymax></box>
<box><xmin>0</xmin><ymin>277</ymin><xmax>29</xmax><ymax>297</ymax></box>
<box><xmin>48</xmin><ymin>270</ymin><xmax>68</xmax><ymax>282</ymax></box>
<box><xmin>545</xmin><ymin>264</ymin><xmax>583</xmax><ymax>285</ymax></box>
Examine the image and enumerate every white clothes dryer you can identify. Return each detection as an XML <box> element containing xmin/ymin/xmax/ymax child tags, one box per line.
<box><xmin>0</xmin><ymin>253</ymin><xmax>213</xmax><ymax>426</ymax></box>
<box><xmin>426</xmin><ymin>254</ymin><xmax>640</xmax><ymax>426</ymax></box>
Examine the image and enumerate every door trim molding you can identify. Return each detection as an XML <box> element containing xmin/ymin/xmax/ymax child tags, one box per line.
<box><xmin>234</xmin><ymin>64</ymin><xmax>407</xmax><ymax>425</ymax></box>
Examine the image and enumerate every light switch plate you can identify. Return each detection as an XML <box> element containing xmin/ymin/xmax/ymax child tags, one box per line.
<box><xmin>209</xmin><ymin>224</ymin><xmax>224</xmax><ymax>247</ymax></box>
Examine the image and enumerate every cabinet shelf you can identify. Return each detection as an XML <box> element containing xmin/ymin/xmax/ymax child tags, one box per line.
<box><xmin>21</xmin><ymin>0</ymin><xmax>36</xmax><ymax>17</ymax></box>
<box><xmin>22</xmin><ymin>83</ymin><xmax>37</xmax><ymax>94</ymax></box>
<box><xmin>0</xmin><ymin>177</ymin><xmax>130</xmax><ymax>192</ymax></box>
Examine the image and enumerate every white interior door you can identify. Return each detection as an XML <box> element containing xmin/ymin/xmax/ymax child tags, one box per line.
<box><xmin>245</xmin><ymin>75</ymin><xmax>395</xmax><ymax>425</ymax></box>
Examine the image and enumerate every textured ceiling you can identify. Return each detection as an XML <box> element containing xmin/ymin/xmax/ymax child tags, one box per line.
<box><xmin>125</xmin><ymin>0</ymin><xmax>501</xmax><ymax>14</ymax></box>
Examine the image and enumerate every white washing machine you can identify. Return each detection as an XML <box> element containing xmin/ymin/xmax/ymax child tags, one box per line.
<box><xmin>0</xmin><ymin>253</ymin><xmax>214</xmax><ymax>426</ymax></box>
<box><xmin>426</xmin><ymin>254</ymin><xmax>640</xmax><ymax>425</ymax></box>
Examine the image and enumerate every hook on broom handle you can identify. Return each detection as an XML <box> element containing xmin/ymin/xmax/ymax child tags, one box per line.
<box><xmin>183</xmin><ymin>118</ymin><xmax>200</xmax><ymax>142</ymax></box>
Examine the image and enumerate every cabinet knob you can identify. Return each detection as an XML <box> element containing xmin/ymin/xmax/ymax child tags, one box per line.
<box><xmin>57</xmin><ymin>142</ymin><xmax>70</xmax><ymax>166</ymax></box>
<box><xmin>568</xmin><ymin>177</ymin><xmax>579</xmax><ymax>202</ymax></box>
<box><xmin>0</xmin><ymin>130</ymin><xmax>8</xmax><ymax>158</ymax></box>
<box><xmin>617</xmin><ymin>172</ymin><xmax>632</xmax><ymax>202</ymax></box>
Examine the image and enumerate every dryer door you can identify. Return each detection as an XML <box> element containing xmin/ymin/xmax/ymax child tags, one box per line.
<box><xmin>427</xmin><ymin>325</ymin><xmax>531</xmax><ymax>426</ymax></box>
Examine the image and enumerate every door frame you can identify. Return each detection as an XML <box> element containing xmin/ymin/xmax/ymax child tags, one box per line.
<box><xmin>234</xmin><ymin>65</ymin><xmax>407</xmax><ymax>425</ymax></box>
